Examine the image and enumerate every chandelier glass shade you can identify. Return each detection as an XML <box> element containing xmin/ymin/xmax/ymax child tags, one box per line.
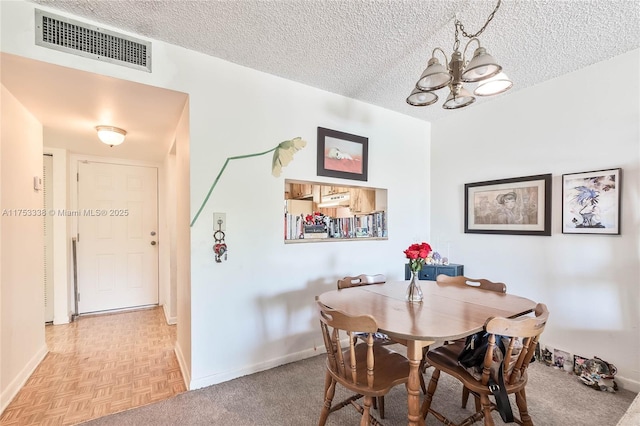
<box><xmin>406</xmin><ymin>0</ymin><xmax>511</xmax><ymax>110</ymax></box>
<box><xmin>443</xmin><ymin>85</ymin><xmax>475</xmax><ymax>109</ymax></box>
<box><xmin>416</xmin><ymin>56</ymin><xmax>451</xmax><ymax>91</ymax></box>
<box><xmin>406</xmin><ymin>87</ymin><xmax>438</xmax><ymax>106</ymax></box>
<box><xmin>96</xmin><ymin>125</ymin><xmax>127</xmax><ymax>146</ymax></box>
<box><xmin>474</xmin><ymin>71</ymin><xmax>513</xmax><ymax>96</ymax></box>
<box><xmin>461</xmin><ymin>46</ymin><xmax>501</xmax><ymax>82</ymax></box>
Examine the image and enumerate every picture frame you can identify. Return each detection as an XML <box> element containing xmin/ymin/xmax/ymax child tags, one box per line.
<box><xmin>464</xmin><ymin>174</ymin><xmax>552</xmax><ymax>236</ymax></box>
<box><xmin>573</xmin><ymin>354</ymin><xmax>589</xmax><ymax>375</ymax></box>
<box><xmin>553</xmin><ymin>348</ymin><xmax>571</xmax><ymax>371</ymax></box>
<box><xmin>317</xmin><ymin>127</ymin><xmax>368</xmax><ymax>181</ymax></box>
<box><xmin>562</xmin><ymin>168</ymin><xmax>621</xmax><ymax>235</ymax></box>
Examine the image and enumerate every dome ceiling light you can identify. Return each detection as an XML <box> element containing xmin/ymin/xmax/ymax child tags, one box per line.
<box><xmin>96</xmin><ymin>125</ymin><xmax>127</xmax><ymax>147</ymax></box>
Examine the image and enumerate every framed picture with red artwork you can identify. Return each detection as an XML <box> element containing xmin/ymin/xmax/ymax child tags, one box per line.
<box><xmin>317</xmin><ymin>127</ymin><xmax>368</xmax><ymax>181</ymax></box>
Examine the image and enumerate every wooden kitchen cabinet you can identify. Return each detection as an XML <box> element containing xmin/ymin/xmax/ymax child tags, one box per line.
<box><xmin>321</xmin><ymin>185</ymin><xmax>349</xmax><ymax>196</ymax></box>
<box><xmin>290</xmin><ymin>183</ymin><xmax>313</xmax><ymax>199</ymax></box>
<box><xmin>349</xmin><ymin>188</ymin><xmax>375</xmax><ymax>213</ymax></box>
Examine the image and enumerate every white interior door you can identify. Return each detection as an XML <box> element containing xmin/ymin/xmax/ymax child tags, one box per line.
<box><xmin>77</xmin><ymin>161</ymin><xmax>158</xmax><ymax>314</ymax></box>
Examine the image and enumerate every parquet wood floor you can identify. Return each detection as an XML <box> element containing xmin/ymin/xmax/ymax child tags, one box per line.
<box><xmin>0</xmin><ymin>307</ymin><xmax>185</xmax><ymax>425</ymax></box>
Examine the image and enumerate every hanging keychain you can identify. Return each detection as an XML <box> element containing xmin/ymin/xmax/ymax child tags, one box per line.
<box><xmin>213</xmin><ymin>219</ymin><xmax>228</xmax><ymax>263</ymax></box>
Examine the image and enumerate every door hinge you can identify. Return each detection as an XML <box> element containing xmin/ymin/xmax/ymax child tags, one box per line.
<box><xmin>77</xmin><ymin>293</ymin><xmax>80</xmax><ymax>302</ymax></box>
<box><xmin>77</xmin><ymin>233</ymin><xmax>80</xmax><ymax>243</ymax></box>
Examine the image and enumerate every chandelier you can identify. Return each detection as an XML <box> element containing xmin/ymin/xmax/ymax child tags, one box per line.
<box><xmin>406</xmin><ymin>0</ymin><xmax>512</xmax><ymax>110</ymax></box>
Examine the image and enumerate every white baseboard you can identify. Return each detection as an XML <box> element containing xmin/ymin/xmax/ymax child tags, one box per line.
<box><xmin>616</xmin><ymin>375</ymin><xmax>640</xmax><ymax>393</ymax></box>
<box><xmin>190</xmin><ymin>346</ymin><xmax>326</xmax><ymax>390</ymax></box>
<box><xmin>53</xmin><ymin>314</ymin><xmax>70</xmax><ymax>325</ymax></box>
<box><xmin>162</xmin><ymin>304</ymin><xmax>176</xmax><ymax>325</ymax></box>
<box><xmin>0</xmin><ymin>344</ymin><xmax>48</xmax><ymax>415</ymax></box>
<box><xmin>174</xmin><ymin>343</ymin><xmax>190</xmax><ymax>391</ymax></box>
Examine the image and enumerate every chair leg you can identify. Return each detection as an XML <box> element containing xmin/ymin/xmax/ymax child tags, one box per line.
<box><xmin>318</xmin><ymin>371</ymin><xmax>336</xmax><ymax>426</ymax></box>
<box><xmin>419</xmin><ymin>373</ymin><xmax>427</xmax><ymax>395</ymax></box>
<box><xmin>421</xmin><ymin>368</ymin><xmax>441</xmax><ymax>420</ymax></box>
<box><xmin>377</xmin><ymin>396</ymin><xmax>385</xmax><ymax>419</ymax></box>
<box><xmin>420</xmin><ymin>346</ymin><xmax>431</xmax><ymax>372</ymax></box>
<box><xmin>361</xmin><ymin>395</ymin><xmax>373</xmax><ymax>426</ymax></box>
<box><xmin>479</xmin><ymin>393</ymin><xmax>495</xmax><ymax>426</ymax></box>
<box><xmin>473</xmin><ymin>393</ymin><xmax>481</xmax><ymax>412</ymax></box>
<box><xmin>461</xmin><ymin>386</ymin><xmax>470</xmax><ymax>408</ymax></box>
<box><xmin>419</xmin><ymin>346</ymin><xmax>429</xmax><ymax>394</ymax></box>
<box><xmin>515</xmin><ymin>388</ymin><xmax>533</xmax><ymax>426</ymax></box>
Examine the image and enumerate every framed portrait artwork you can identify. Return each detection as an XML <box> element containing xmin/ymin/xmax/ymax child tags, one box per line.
<box><xmin>317</xmin><ymin>127</ymin><xmax>368</xmax><ymax>181</ymax></box>
<box><xmin>562</xmin><ymin>168</ymin><xmax>621</xmax><ymax>235</ymax></box>
<box><xmin>465</xmin><ymin>174</ymin><xmax>552</xmax><ymax>236</ymax></box>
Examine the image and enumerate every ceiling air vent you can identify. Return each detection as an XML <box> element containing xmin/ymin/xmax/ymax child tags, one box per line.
<box><xmin>35</xmin><ymin>9</ymin><xmax>151</xmax><ymax>72</ymax></box>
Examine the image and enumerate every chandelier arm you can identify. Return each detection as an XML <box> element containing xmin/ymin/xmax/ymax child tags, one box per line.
<box><xmin>462</xmin><ymin>38</ymin><xmax>481</xmax><ymax>62</ymax></box>
<box><xmin>457</xmin><ymin>0</ymin><xmax>501</xmax><ymax>39</ymax></box>
<box><xmin>431</xmin><ymin>47</ymin><xmax>449</xmax><ymax>67</ymax></box>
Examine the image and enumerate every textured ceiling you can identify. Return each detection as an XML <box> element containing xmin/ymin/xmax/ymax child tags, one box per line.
<box><xmin>26</xmin><ymin>0</ymin><xmax>640</xmax><ymax>123</ymax></box>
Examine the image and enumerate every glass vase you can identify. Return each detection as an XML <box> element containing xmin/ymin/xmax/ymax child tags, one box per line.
<box><xmin>406</xmin><ymin>270</ymin><xmax>423</xmax><ymax>302</ymax></box>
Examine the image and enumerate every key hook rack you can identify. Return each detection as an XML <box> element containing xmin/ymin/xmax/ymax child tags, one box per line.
<box><xmin>213</xmin><ymin>219</ymin><xmax>228</xmax><ymax>263</ymax></box>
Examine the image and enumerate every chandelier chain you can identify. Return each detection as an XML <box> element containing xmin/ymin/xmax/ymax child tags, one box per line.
<box><xmin>455</xmin><ymin>0</ymin><xmax>501</xmax><ymax>42</ymax></box>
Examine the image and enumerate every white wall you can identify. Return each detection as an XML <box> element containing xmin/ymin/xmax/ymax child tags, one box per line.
<box><xmin>431</xmin><ymin>49</ymin><xmax>640</xmax><ymax>391</ymax></box>
<box><xmin>1</xmin><ymin>0</ymin><xmax>429</xmax><ymax>390</ymax></box>
<box><xmin>0</xmin><ymin>85</ymin><xmax>48</xmax><ymax>411</ymax></box>
<box><xmin>188</xmin><ymin>83</ymin><xmax>430</xmax><ymax>388</ymax></box>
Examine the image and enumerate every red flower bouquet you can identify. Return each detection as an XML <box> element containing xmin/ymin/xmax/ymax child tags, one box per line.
<box><xmin>404</xmin><ymin>242</ymin><xmax>432</xmax><ymax>274</ymax></box>
<box><xmin>404</xmin><ymin>242</ymin><xmax>431</xmax><ymax>302</ymax></box>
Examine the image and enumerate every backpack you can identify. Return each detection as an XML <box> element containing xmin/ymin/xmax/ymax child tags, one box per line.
<box><xmin>457</xmin><ymin>331</ymin><xmax>520</xmax><ymax>423</ymax></box>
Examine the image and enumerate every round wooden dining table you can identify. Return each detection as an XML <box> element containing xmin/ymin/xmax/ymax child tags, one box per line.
<box><xmin>317</xmin><ymin>279</ymin><xmax>537</xmax><ymax>426</ymax></box>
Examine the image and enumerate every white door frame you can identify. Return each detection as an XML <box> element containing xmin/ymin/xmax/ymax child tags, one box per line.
<box><xmin>67</xmin><ymin>154</ymin><xmax>167</xmax><ymax>318</ymax></box>
<box><xmin>44</xmin><ymin>147</ymin><xmax>71</xmax><ymax>325</ymax></box>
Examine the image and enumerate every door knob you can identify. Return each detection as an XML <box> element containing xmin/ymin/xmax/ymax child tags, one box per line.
<box><xmin>151</xmin><ymin>241</ymin><xmax>157</xmax><ymax>245</ymax></box>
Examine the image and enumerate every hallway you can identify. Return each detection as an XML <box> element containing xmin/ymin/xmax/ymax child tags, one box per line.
<box><xmin>0</xmin><ymin>307</ymin><xmax>185</xmax><ymax>425</ymax></box>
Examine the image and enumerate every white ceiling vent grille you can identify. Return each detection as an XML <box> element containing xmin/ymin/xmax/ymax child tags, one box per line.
<box><xmin>35</xmin><ymin>10</ymin><xmax>151</xmax><ymax>72</ymax></box>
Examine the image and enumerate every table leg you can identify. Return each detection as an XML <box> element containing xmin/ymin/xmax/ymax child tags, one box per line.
<box><xmin>407</xmin><ymin>340</ymin><xmax>432</xmax><ymax>426</ymax></box>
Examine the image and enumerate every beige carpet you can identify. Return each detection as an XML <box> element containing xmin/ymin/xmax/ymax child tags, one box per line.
<box><xmin>617</xmin><ymin>392</ymin><xmax>640</xmax><ymax>426</ymax></box>
<box><xmin>81</xmin><ymin>352</ymin><xmax>636</xmax><ymax>425</ymax></box>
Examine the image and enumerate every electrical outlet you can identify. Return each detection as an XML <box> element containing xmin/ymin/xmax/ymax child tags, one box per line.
<box><xmin>213</xmin><ymin>212</ymin><xmax>226</xmax><ymax>231</ymax></box>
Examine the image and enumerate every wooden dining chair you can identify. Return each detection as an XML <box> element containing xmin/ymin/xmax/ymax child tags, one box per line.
<box><xmin>336</xmin><ymin>274</ymin><xmax>395</xmax><ymax>417</ymax></box>
<box><xmin>421</xmin><ymin>303</ymin><xmax>550</xmax><ymax>426</ymax></box>
<box><xmin>434</xmin><ymin>274</ymin><xmax>508</xmax><ymax>407</ymax></box>
<box><xmin>337</xmin><ymin>275</ymin><xmax>393</xmax><ymax>346</ymax></box>
<box><xmin>316</xmin><ymin>297</ymin><xmax>410</xmax><ymax>426</ymax></box>
<box><xmin>337</xmin><ymin>274</ymin><xmax>426</xmax><ymax>402</ymax></box>
<box><xmin>337</xmin><ymin>274</ymin><xmax>386</xmax><ymax>289</ymax></box>
<box><xmin>435</xmin><ymin>274</ymin><xmax>507</xmax><ymax>294</ymax></box>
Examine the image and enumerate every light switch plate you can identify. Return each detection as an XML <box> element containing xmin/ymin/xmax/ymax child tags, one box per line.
<box><xmin>213</xmin><ymin>212</ymin><xmax>226</xmax><ymax>231</ymax></box>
